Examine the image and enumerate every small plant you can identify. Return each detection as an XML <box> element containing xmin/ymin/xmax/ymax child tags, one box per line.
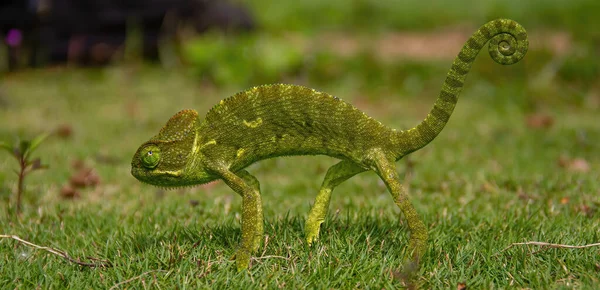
<box><xmin>0</xmin><ymin>133</ymin><xmax>49</xmax><ymax>215</ymax></box>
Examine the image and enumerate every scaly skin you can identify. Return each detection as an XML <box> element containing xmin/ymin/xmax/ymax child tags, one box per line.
<box><xmin>131</xmin><ymin>19</ymin><xmax>528</xmax><ymax>271</ymax></box>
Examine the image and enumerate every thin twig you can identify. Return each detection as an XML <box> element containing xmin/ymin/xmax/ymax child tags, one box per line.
<box><xmin>0</xmin><ymin>234</ymin><xmax>112</xmax><ymax>267</ymax></box>
<box><xmin>499</xmin><ymin>241</ymin><xmax>600</xmax><ymax>255</ymax></box>
<box><xmin>109</xmin><ymin>270</ymin><xmax>167</xmax><ymax>290</ymax></box>
<box><xmin>252</xmin><ymin>255</ymin><xmax>289</xmax><ymax>260</ymax></box>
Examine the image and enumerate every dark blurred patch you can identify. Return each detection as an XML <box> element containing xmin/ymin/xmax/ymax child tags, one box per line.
<box><xmin>1</xmin><ymin>0</ymin><xmax>255</xmax><ymax>71</ymax></box>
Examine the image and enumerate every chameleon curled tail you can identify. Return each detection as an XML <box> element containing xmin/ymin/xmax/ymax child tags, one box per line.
<box><xmin>397</xmin><ymin>19</ymin><xmax>528</xmax><ymax>155</ymax></box>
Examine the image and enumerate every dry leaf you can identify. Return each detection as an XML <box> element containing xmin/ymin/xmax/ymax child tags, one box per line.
<box><xmin>67</xmin><ymin>160</ymin><xmax>101</xmax><ymax>190</ymax></box>
<box><xmin>55</xmin><ymin>124</ymin><xmax>74</xmax><ymax>138</ymax></box>
<box><xmin>70</xmin><ymin>168</ymin><xmax>101</xmax><ymax>188</ymax></box>
<box><xmin>569</xmin><ymin>158</ymin><xmax>590</xmax><ymax>173</ymax></box>
<box><xmin>60</xmin><ymin>185</ymin><xmax>80</xmax><ymax>199</ymax></box>
<box><xmin>526</xmin><ymin>113</ymin><xmax>554</xmax><ymax>129</ymax></box>
<box><xmin>457</xmin><ymin>282</ymin><xmax>467</xmax><ymax>290</ymax></box>
<box><xmin>577</xmin><ymin>204</ymin><xmax>596</xmax><ymax>217</ymax></box>
<box><xmin>558</xmin><ymin>156</ymin><xmax>591</xmax><ymax>173</ymax></box>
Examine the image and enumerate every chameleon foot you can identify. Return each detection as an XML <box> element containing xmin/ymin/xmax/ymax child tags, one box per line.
<box><xmin>407</xmin><ymin>234</ymin><xmax>427</xmax><ymax>264</ymax></box>
<box><xmin>305</xmin><ymin>217</ymin><xmax>324</xmax><ymax>245</ymax></box>
<box><xmin>232</xmin><ymin>247</ymin><xmax>252</xmax><ymax>271</ymax></box>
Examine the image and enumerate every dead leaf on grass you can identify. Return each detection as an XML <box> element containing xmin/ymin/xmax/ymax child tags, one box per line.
<box><xmin>54</xmin><ymin>124</ymin><xmax>74</xmax><ymax>138</ymax></box>
<box><xmin>60</xmin><ymin>185</ymin><xmax>81</xmax><ymax>199</ymax></box>
<box><xmin>576</xmin><ymin>203</ymin><xmax>597</xmax><ymax>217</ymax></box>
<box><xmin>526</xmin><ymin>113</ymin><xmax>554</xmax><ymax>129</ymax></box>
<box><xmin>558</xmin><ymin>156</ymin><xmax>591</xmax><ymax>173</ymax></box>
<box><xmin>569</xmin><ymin>158</ymin><xmax>591</xmax><ymax>173</ymax></box>
<box><xmin>70</xmin><ymin>168</ymin><xmax>100</xmax><ymax>188</ymax></box>
<box><xmin>60</xmin><ymin>160</ymin><xmax>102</xmax><ymax>199</ymax></box>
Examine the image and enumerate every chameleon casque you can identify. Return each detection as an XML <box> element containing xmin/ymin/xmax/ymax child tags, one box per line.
<box><xmin>131</xmin><ymin>19</ymin><xmax>528</xmax><ymax>270</ymax></box>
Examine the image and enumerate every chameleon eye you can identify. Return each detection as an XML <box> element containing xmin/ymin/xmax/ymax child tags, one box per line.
<box><xmin>141</xmin><ymin>145</ymin><xmax>161</xmax><ymax>169</ymax></box>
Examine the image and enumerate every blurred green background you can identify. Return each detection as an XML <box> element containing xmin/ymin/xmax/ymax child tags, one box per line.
<box><xmin>1</xmin><ymin>0</ymin><xmax>599</xmax><ymax>288</ymax></box>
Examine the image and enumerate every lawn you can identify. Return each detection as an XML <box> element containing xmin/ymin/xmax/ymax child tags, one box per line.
<box><xmin>1</xmin><ymin>1</ymin><xmax>600</xmax><ymax>289</ymax></box>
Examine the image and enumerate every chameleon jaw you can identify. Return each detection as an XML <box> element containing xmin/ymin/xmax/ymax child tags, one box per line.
<box><xmin>132</xmin><ymin>165</ymin><xmax>219</xmax><ymax>188</ymax></box>
<box><xmin>131</xmin><ymin>167</ymin><xmax>183</xmax><ymax>186</ymax></box>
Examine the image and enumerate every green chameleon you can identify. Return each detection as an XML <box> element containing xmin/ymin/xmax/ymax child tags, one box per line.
<box><xmin>131</xmin><ymin>19</ymin><xmax>528</xmax><ymax>271</ymax></box>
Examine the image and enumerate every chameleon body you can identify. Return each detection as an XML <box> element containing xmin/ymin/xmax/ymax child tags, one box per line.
<box><xmin>131</xmin><ymin>19</ymin><xmax>528</xmax><ymax>270</ymax></box>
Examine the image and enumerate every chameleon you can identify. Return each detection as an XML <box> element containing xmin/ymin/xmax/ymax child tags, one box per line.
<box><xmin>131</xmin><ymin>19</ymin><xmax>528</xmax><ymax>271</ymax></box>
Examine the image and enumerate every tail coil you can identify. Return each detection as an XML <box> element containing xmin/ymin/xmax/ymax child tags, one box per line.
<box><xmin>400</xmin><ymin>19</ymin><xmax>528</xmax><ymax>155</ymax></box>
<box><xmin>486</xmin><ymin>20</ymin><xmax>528</xmax><ymax>65</ymax></box>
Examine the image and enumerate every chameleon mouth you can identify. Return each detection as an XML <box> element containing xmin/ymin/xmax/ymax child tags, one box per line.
<box><xmin>131</xmin><ymin>167</ymin><xmax>183</xmax><ymax>186</ymax></box>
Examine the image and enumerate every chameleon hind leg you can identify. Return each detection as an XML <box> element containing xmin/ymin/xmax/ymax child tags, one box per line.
<box><xmin>306</xmin><ymin>160</ymin><xmax>365</xmax><ymax>245</ymax></box>
<box><xmin>218</xmin><ymin>169</ymin><xmax>264</xmax><ymax>270</ymax></box>
<box><xmin>370</xmin><ymin>149</ymin><xmax>427</xmax><ymax>263</ymax></box>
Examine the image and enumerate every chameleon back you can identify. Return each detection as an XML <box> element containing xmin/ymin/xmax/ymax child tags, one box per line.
<box><xmin>198</xmin><ymin>84</ymin><xmax>398</xmax><ymax>170</ymax></box>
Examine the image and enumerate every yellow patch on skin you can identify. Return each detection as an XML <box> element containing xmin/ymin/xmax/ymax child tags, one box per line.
<box><xmin>161</xmin><ymin>170</ymin><xmax>183</xmax><ymax>177</ymax></box>
<box><xmin>201</xmin><ymin>140</ymin><xmax>217</xmax><ymax>149</ymax></box>
<box><xmin>243</xmin><ymin>117</ymin><xmax>263</xmax><ymax>128</ymax></box>
<box><xmin>236</xmin><ymin>148</ymin><xmax>245</xmax><ymax>157</ymax></box>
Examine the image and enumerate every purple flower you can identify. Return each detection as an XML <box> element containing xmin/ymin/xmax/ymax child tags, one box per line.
<box><xmin>6</xmin><ymin>29</ymin><xmax>23</xmax><ymax>47</ymax></box>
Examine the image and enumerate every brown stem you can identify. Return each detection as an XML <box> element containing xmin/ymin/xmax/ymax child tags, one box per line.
<box><xmin>16</xmin><ymin>156</ymin><xmax>26</xmax><ymax>216</ymax></box>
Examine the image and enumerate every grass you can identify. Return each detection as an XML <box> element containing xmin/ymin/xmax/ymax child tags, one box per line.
<box><xmin>1</xmin><ymin>2</ymin><xmax>600</xmax><ymax>287</ymax></box>
<box><xmin>0</xmin><ymin>62</ymin><xmax>598</xmax><ymax>288</ymax></box>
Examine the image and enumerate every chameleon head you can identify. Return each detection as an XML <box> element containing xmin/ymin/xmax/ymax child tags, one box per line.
<box><xmin>131</xmin><ymin>109</ymin><xmax>213</xmax><ymax>187</ymax></box>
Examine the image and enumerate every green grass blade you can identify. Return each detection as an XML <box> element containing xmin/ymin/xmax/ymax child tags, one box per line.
<box><xmin>24</xmin><ymin>133</ymin><xmax>50</xmax><ymax>160</ymax></box>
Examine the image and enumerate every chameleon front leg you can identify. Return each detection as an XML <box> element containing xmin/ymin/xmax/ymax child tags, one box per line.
<box><xmin>236</xmin><ymin>170</ymin><xmax>264</xmax><ymax>252</ymax></box>
<box><xmin>370</xmin><ymin>149</ymin><xmax>428</xmax><ymax>263</ymax></box>
<box><xmin>306</xmin><ymin>160</ymin><xmax>365</xmax><ymax>245</ymax></box>
<box><xmin>218</xmin><ymin>169</ymin><xmax>264</xmax><ymax>271</ymax></box>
